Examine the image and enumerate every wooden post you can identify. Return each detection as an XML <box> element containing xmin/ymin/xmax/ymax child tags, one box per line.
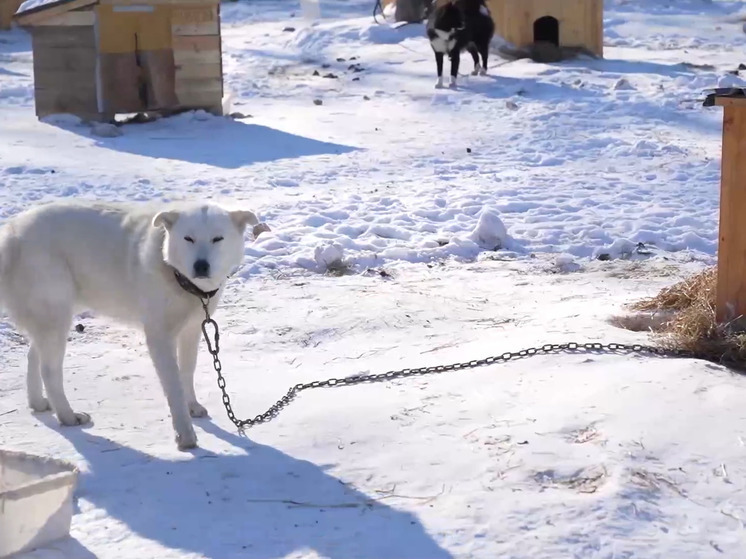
<box><xmin>706</xmin><ymin>92</ymin><xmax>746</xmax><ymax>323</ymax></box>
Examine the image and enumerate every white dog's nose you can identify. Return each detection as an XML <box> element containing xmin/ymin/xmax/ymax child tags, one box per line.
<box><xmin>193</xmin><ymin>259</ymin><xmax>210</xmax><ymax>278</ymax></box>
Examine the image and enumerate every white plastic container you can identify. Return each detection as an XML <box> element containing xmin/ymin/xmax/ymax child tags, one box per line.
<box><xmin>0</xmin><ymin>450</ymin><xmax>79</xmax><ymax>558</ymax></box>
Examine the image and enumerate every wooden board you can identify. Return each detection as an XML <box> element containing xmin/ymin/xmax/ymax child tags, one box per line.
<box><xmin>173</xmin><ymin>48</ymin><xmax>219</xmax><ymax>66</ymax></box>
<box><xmin>35</xmin><ymin>85</ymin><xmax>98</xmax><ymax>111</ymax></box>
<box><xmin>715</xmin><ymin>97</ymin><xmax>746</xmax><ymax>108</ymax></box>
<box><xmin>175</xmin><ymin>76</ymin><xmax>220</xmax><ymax>92</ymax></box>
<box><xmin>172</xmin><ymin>19</ymin><xmax>217</xmax><ymax>35</ymax></box>
<box><xmin>33</xmin><ymin>68</ymin><xmax>97</xmax><ymax>88</ymax></box>
<box><xmin>140</xmin><ymin>48</ymin><xmax>178</xmax><ymax>108</ymax></box>
<box><xmin>173</xmin><ymin>34</ymin><xmax>219</xmax><ymax>52</ymax></box>
<box><xmin>175</xmin><ymin>71</ymin><xmax>221</xmax><ymax>108</ymax></box>
<box><xmin>31</xmin><ymin>24</ymin><xmax>96</xmax><ymax>48</ymax></box>
<box><xmin>176</xmin><ymin>88</ymin><xmax>221</xmax><ymax>107</ymax></box>
<box><xmin>33</xmin><ymin>45</ymin><xmax>97</xmax><ymax>71</ymax></box>
<box><xmin>15</xmin><ymin>0</ymin><xmax>97</xmax><ymax>26</ymax></box>
<box><xmin>30</xmin><ymin>11</ymin><xmax>94</xmax><ymax>25</ymax></box>
<box><xmin>32</xmin><ymin>26</ymin><xmax>97</xmax><ymax>71</ymax></box>
<box><xmin>716</xmin><ymin>104</ymin><xmax>746</xmax><ymax>322</ymax></box>
<box><xmin>175</xmin><ymin>61</ymin><xmax>221</xmax><ymax>79</ymax></box>
<box><xmin>172</xmin><ymin>4</ymin><xmax>221</xmax><ymax>88</ymax></box>
<box><xmin>171</xmin><ymin>4</ymin><xmax>218</xmax><ymax>34</ymax></box>
<box><xmin>97</xmin><ymin>51</ymin><xmax>144</xmax><ymax>112</ymax></box>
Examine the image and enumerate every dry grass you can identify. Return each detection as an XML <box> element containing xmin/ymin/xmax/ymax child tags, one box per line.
<box><xmin>626</xmin><ymin>267</ymin><xmax>746</xmax><ymax>369</ymax></box>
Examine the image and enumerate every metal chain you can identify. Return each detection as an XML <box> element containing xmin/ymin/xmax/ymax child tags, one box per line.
<box><xmin>200</xmin><ymin>299</ymin><xmax>695</xmax><ymax>431</ymax></box>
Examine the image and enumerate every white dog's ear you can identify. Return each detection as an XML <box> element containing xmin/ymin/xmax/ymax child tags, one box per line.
<box><xmin>152</xmin><ymin>211</ymin><xmax>179</xmax><ymax>230</ymax></box>
<box><xmin>230</xmin><ymin>210</ymin><xmax>259</xmax><ymax>231</ymax></box>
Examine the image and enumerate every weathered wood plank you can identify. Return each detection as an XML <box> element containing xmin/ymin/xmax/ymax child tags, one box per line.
<box><xmin>174</xmin><ymin>48</ymin><xmax>220</xmax><ymax>66</ymax></box>
<box><xmin>175</xmin><ymin>76</ymin><xmax>221</xmax><ymax>93</ymax></box>
<box><xmin>172</xmin><ymin>20</ymin><xmax>218</xmax><ymax>35</ymax></box>
<box><xmin>140</xmin><ymin>48</ymin><xmax>179</xmax><ymax>108</ymax></box>
<box><xmin>31</xmin><ymin>25</ymin><xmax>95</xmax><ymax>48</ymax></box>
<box><xmin>33</xmin><ymin>46</ymin><xmax>97</xmax><ymax>72</ymax></box>
<box><xmin>173</xmin><ymin>34</ymin><xmax>219</xmax><ymax>52</ymax></box>
<box><xmin>715</xmin><ymin>98</ymin><xmax>746</xmax><ymax>108</ymax></box>
<box><xmin>176</xmin><ymin>88</ymin><xmax>222</xmax><ymax>107</ymax></box>
<box><xmin>34</xmin><ymin>86</ymin><xmax>98</xmax><ymax>116</ymax></box>
<box><xmin>171</xmin><ymin>4</ymin><xmax>216</xmax><ymax>22</ymax></box>
<box><xmin>33</xmin><ymin>68</ymin><xmax>96</xmax><ymax>89</ymax></box>
<box><xmin>31</xmin><ymin>11</ymin><xmax>95</xmax><ymax>25</ymax></box>
<box><xmin>15</xmin><ymin>0</ymin><xmax>97</xmax><ymax>25</ymax></box>
<box><xmin>175</xmin><ymin>61</ymin><xmax>222</xmax><ymax>79</ymax></box>
<box><xmin>97</xmin><ymin>51</ymin><xmax>144</xmax><ymax>113</ymax></box>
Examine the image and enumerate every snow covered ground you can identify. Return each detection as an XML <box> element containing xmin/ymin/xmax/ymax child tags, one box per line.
<box><xmin>2</xmin><ymin>0</ymin><xmax>746</xmax><ymax>557</ymax></box>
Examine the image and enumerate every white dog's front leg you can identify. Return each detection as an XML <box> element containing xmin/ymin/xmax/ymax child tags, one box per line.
<box><xmin>145</xmin><ymin>329</ymin><xmax>197</xmax><ymax>450</ymax></box>
<box><xmin>27</xmin><ymin>344</ymin><xmax>50</xmax><ymax>412</ymax></box>
<box><xmin>178</xmin><ymin>324</ymin><xmax>208</xmax><ymax>418</ymax></box>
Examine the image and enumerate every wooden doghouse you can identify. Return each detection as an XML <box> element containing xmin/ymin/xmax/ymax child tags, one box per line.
<box><xmin>704</xmin><ymin>88</ymin><xmax>746</xmax><ymax>323</ymax></box>
<box><xmin>487</xmin><ymin>0</ymin><xmax>603</xmax><ymax>58</ymax></box>
<box><xmin>14</xmin><ymin>0</ymin><xmax>223</xmax><ymax>120</ymax></box>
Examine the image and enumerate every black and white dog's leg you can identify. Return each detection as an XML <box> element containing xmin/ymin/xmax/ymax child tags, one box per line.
<box><xmin>434</xmin><ymin>51</ymin><xmax>445</xmax><ymax>88</ymax></box>
<box><xmin>468</xmin><ymin>44</ymin><xmax>481</xmax><ymax>75</ymax></box>
<box><xmin>449</xmin><ymin>50</ymin><xmax>460</xmax><ymax>88</ymax></box>
<box><xmin>479</xmin><ymin>44</ymin><xmax>489</xmax><ymax>76</ymax></box>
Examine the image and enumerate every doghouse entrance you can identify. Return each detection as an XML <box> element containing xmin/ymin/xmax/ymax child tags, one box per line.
<box><xmin>533</xmin><ymin>15</ymin><xmax>559</xmax><ymax>46</ymax></box>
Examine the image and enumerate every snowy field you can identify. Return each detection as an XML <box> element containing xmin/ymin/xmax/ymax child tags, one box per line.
<box><xmin>2</xmin><ymin>0</ymin><xmax>746</xmax><ymax>557</ymax></box>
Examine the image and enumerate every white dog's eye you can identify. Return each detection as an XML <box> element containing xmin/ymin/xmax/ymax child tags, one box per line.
<box><xmin>184</xmin><ymin>236</ymin><xmax>195</xmax><ymax>244</ymax></box>
<box><xmin>212</xmin><ymin>236</ymin><xmax>224</xmax><ymax>243</ymax></box>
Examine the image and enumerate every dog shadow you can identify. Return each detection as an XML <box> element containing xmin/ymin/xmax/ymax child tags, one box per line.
<box><xmin>56</xmin><ymin>421</ymin><xmax>453</xmax><ymax>559</ymax></box>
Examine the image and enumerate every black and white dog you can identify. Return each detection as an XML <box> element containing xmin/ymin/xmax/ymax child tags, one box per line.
<box><xmin>426</xmin><ymin>0</ymin><xmax>495</xmax><ymax>89</ymax></box>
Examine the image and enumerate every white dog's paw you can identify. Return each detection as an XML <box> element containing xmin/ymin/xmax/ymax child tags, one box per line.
<box><xmin>176</xmin><ymin>430</ymin><xmax>198</xmax><ymax>451</ymax></box>
<box><xmin>29</xmin><ymin>397</ymin><xmax>51</xmax><ymax>413</ymax></box>
<box><xmin>189</xmin><ymin>401</ymin><xmax>209</xmax><ymax>418</ymax></box>
<box><xmin>58</xmin><ymin>411</ymin><xmax>91</xmax><ymax>426</ymax></box>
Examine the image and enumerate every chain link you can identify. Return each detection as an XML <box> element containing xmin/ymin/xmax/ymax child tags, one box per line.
<box><xmin>200</xmin><ymin>300</ymin><xmax>695</xmax><ymax>431</ymax></box>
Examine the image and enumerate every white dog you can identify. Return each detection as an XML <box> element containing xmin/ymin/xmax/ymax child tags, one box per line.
<box><xmin>0</xmin><ymin>201</ymin><xmax>260</xmax><ymax>450</ymax></box>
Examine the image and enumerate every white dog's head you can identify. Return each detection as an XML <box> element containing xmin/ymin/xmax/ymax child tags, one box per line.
<box><xmin>153</xmin><ymin>204</ymin><xmax>258</xmax><ymax>292</ymax></box>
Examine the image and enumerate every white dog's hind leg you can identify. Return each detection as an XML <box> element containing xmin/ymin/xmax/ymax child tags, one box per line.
<box><xmin>35</xmin><ymin>327</ymin><xmax>90</xmax><ymax>426</ymax></box>
<box><xmin>178</xmin><ymin>324</ymin><xmax>208</xmax><ymax>418</ymax></box>
<box><xmin>146</xmin><ymin>329</ymin><xmax>198</xmax><ymax>450</ymax></box>
<box><xmin>26</xmin><ymin>344</ymin><xmax>50</xmax><ymax>412</ymax></box>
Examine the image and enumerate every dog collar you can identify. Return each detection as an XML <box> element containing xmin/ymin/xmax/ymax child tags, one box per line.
<box><xmin>171</xmin><ymin>268</ymin><xmax>220</xmax><ymax>300</ymax></box>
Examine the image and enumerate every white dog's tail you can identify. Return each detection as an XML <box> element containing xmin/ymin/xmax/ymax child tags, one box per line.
<box><xmin>0</xmin><ymin>228</ymin><xmax>8</xmax><ymax>310</ymax></box>
<box><xmin>0</xmin><ymin>228</ymin><xmax>6</xmax><ymax>278</ymax></box>
<box><xmin>0</xmin><ymin>224</ymin><xmax>15</xmax><ymax>286</ymax></box>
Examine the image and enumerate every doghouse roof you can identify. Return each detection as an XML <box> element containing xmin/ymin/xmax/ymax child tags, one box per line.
<box><xmin>15</xmin><ymin>0</ymin><xmax>218</xmax><ymax>24</ymax></box>
<box><xmin>703</xmin><ymin>88</ymin><xmax>746</xmax><ymax>108</ymax></box>
<box><xmin>15</xmin><ymin>0</ymin><xmax>98</xmax><ymax>23</ymax></box>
